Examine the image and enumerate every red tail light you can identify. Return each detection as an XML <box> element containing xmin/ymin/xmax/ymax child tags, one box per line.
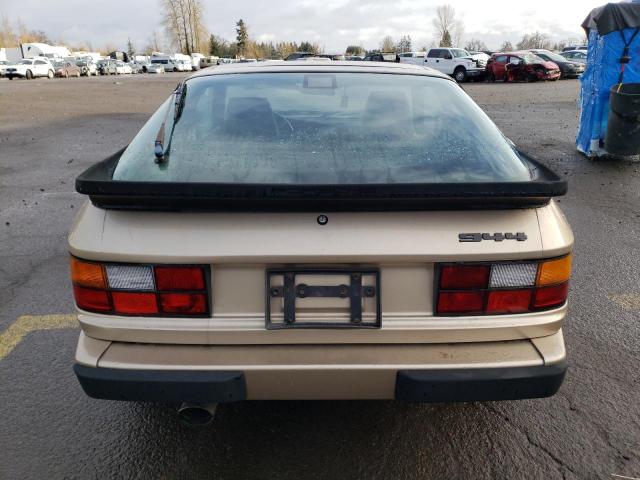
<box><xmin>70</xmin><ymin>257</ymin><xmax>209</xmax><ymax>317</ymax></box>
<box><xmin>436</xmin><ymin>256</ymin><xmax>571</xmax><ymax>316</ymax></box>
<box><xmin>437</xmin><ymin>291</ymin><xmax>485</xmax><ymax>314</ymax></box>
<box><xmin>440</xmin><ymin>265</ymin><xmax>490</xmax><ymax>289</ymax></box>
<box><xmin>159</xmin><ymin>293</ymin><xmax>207</xmax><ymax>314</ymax></box>
<box><xmin>73</xmin><ymin>286</ymin><xmax>111</xmax><ymax>313</ymax></box>
<box><xmin>533</xmin><ymin>283</ymin><xmax>569</xmax><ymax>310</ymax></box>
<box><xmin>155</xmin><ymin>267</ymin><xmax>205</xmax><ymax>291</ymax></box>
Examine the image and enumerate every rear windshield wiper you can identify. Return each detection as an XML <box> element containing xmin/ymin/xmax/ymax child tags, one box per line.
<box><xmin>154</xmin><ymin>82</ymin><xmax>187</xmax><ymax>163</ymax></box>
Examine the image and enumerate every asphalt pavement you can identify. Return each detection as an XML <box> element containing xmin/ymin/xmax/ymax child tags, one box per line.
<box><xmin>0</xmin><ymin>73</ymin><xmax>638</xmax><ymax>480</ymax></box>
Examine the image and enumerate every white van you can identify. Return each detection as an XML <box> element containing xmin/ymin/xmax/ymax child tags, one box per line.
<box><xmin>151</xmin><ymin>54</ymin><xmax>178</xmax><ymax>72</ymax></box>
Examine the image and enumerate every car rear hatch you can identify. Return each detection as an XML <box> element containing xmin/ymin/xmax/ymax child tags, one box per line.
<box><xmin>69</xmin><ymin>200</ymin><xmax>572</xmax><ymax>345</ymax></box>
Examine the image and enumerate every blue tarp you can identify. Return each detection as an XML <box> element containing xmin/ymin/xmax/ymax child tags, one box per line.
<box><xmin>577</xmin><ymin>23</ymin><xmax>640</xmax><ymax>156</ymax></box>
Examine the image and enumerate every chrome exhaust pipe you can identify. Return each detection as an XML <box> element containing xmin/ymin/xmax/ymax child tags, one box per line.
<box><xmin>177</xmin><ymin>402</ymin><xmax>218</xmax><ymax>425</ymax></box>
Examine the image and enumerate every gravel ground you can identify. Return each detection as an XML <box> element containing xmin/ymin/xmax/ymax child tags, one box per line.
<box><xmin>0</xmin><ymin>73</ymin><xmax>638</xmax><ymax>480</ymax></box>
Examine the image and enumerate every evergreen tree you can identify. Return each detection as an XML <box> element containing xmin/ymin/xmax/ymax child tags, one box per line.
<box><xmin>397</xmin><ymin>35</ymin><xmax>412</xmax><ymax>53</ymax></box>
<box><xmin>208</xmin><ymin>34</ymin><xmax>219</xmax><ymax>56</ymax></box>
<box><xmin>236</xmin><ymin>19</ymin><xmax>248</xmax><ymax>56</ymax></box>
<box><xmin>126</xmin><ymin>38</ymin><xmax>135</xmax><ymax>58</ymax></box>
<box><xmin>439</xmin><ymin>30</ymin><xmax>452</xmax><ymax>48</ymax></box>
<box><xmin>345</xmin><ymin>45</ymin><xmax>364</xmax><ymax>55</ymax></box>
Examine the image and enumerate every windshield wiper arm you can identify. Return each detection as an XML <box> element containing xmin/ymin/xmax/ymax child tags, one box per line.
<box><xmin>154</xmin><ymin>82</ymin><xmax>187</xmax><ymax>163</ymax></box>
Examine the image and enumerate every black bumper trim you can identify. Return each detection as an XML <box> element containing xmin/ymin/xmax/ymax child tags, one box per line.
<box><xmin>73</xmin><ymin>364</ymin><xmax>247</xmax><ymax>403</ymax></box>
<box><xmin>395</xmin><ymin>362</ymin><xmax>567</xmax><ymax>402</ymax></box>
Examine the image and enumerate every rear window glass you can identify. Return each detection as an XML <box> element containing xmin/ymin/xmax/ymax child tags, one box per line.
<box><xmin>113</xmin><ymin>72</ymin><xmax>532</xmax><ymax>184</ymax></box>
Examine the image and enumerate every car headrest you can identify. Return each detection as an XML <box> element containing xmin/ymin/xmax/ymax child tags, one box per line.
<box><xmin>361</xmin><ymin>91</ymin><xmax>413</xmax><ymax>135</ymax></box>
<box><xmin>225</xmin><ymin>96</ymin><xmax>277</xmax><ymax>137</ymax></box>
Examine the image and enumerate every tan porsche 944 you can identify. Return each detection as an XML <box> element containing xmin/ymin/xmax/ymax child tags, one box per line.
<box><xmin>70</xmin><ymin>62</ymin><xmax>572</xmax><ymax>418</ymax></box>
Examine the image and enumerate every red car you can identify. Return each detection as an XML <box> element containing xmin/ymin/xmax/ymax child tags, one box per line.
<box><xmin>486</xmin><ymin>52</ymin><xmax>561</xmax><ymax>82</ymax></box>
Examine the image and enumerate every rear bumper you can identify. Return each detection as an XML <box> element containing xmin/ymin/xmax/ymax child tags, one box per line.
<box><xmin>395</xmin><ymin>362</ymin><xmax>565</xmax><ymax>402</ymax></box>
<box><xmin>74</xmin><ymin>330</ymin><xmax>566</xmax><ymax>402</ymax></box>
<box><xmin>74</xmin><ymin>365</ymin><xmax>246</xmax><ymax>403</ymax></box>
<box><xmin>74</xmin><ymin>362</ymin><xmax>565</xmax><ymax>403</ymax></box>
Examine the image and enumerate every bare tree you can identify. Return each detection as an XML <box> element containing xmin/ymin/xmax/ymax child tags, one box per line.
<box><xmin>432</xmin><ymin>5</ymin><xmax>464</xmax><ymax>48</ymax></box>
<box><xmin>380</xmin><ymin>35</ymin><xmax>396</xmax><ymax>52</ymax></box>
<box><xmin>0</xmin><ymin>12</ymin><xmax>17</xmax><ymax>47</ymax></box>
<box><xmin>453</xmin><ymin>19</ymin><xmax>464</xmax><ymax>48</ymax></box>
<box><xmin>465</xmin><ymin>38</ymin><xmax>488</xmax><ymax>52</ymax></box>
<box><xmin>500</xmin><ymin>41</ymin><xmax>514</xmax><ymax>52</ymax></box>
<box><xmin>517</xmin><ymin>32</ymin><xmax>552</xmax><ymax>50</ymax></box>
<box><xmin>160</xmin><ymin>0</ymin><xmax>205</xmax><ymax>54</ymax></box>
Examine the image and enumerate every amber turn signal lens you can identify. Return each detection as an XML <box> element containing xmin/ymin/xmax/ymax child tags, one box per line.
<box><xmin>537</xmin><ymin>255</ymin><xmax>572</xmax><ymax>286</ymax></box>
<box><xmin>70</xmin><ymin>257</ymin><xmax>107</xmax><ymax>289</ymax></box>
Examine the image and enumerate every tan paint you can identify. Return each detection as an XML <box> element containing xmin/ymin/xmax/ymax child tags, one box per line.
<box><xmin>69</xmin><ymin>200</ymin><xmax>573</xmax><ymax>345</ymax></box>
<box><xmin>78</xmin><ymin>304</ymin><xmax>566</xmax><ymax>345</ymax></box>
<box><xmin>69</xmin><ymin>202</ymin><xmax>553</xmax><ymax>264</ymax></box>
<box><xmin>81</xmin><ymin>330</ymin><xmax>564</xmax><ymax>400</ymax></box>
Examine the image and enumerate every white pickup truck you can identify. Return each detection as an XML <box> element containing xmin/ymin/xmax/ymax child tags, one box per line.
<box><xmin>399</xmin><ymin>48</ymin><xmax>486</xmax><ymax>83</ymax></box>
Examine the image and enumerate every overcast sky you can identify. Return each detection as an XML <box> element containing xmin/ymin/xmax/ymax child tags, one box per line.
<box><xmin>1</xmin><ymin>0</ymin><xmax>604</xmax><ymax>52</ymax></box>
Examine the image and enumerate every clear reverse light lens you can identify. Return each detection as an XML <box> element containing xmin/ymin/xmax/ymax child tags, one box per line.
<box><xmin>106</xmin><ymin>265</ymin><xmax>155</xmax><ymax>291</ymax></box>
<box><xmin>490</xmin><ymin>263</ymin><xmax>537</xmax><ymax>288</ymax></box>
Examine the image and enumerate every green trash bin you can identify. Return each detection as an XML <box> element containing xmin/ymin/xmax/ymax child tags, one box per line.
<box><xmin>605</xmin><ymin>83</ymin><xmax>640</xmax><ymax>155</ymax></box>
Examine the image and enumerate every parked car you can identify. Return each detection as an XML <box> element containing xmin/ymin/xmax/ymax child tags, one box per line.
<box><xmin>468</xmin><ymin>51</ymin><xmax>491</xmax><ymax>65</ymax></box>
<box><xmin>199</xmin><ymin>56</ymin><xmax>220</xmax><ymax>68</ymax></box>
<box><xmin>5</xmin><ymin>57</ymin><xmax>55</xmax><ymax>80</ymax></box>
<box><xmin>97</xmin><ymin>60</ymin><xmax>117</xmax><ymax>75</ymax></box>
<box><xmin>285</xmin><ymin>52</ymin><xmax>318</xmax><ymax>60</ymax></box>
<box><xmin>528</xmin><ymin>49</ymin><xmax>585</xmax><ymax>78</ymax></box>
<box><xmin>560</xmin><ymin>50</ymin><xmax>587</xmax><ymax>64</ymax></box>
<box><xmin>486</xmin><ymin>52</ymin><xmax>561</xmax><ymax>82</ymax></box>
<box><xmin>115</xmin><ymin>61</ymin><xmax>132</xmax><ymax>74</ymax></box>
<box><xmin>363</xmin><ymin>52</ymin><xmax>398</xmax><ymax>62</ymax></box>
<box><xmin>147</xmin><ymin>64</ymin><xmax>165</xmax><ymax>74</ymax></box>
<box><xmin>76</xmin><ymin>58</ymin><xmax>97</xmax><ymax>76</ymax></box>
<box><xmin>128</xmin><ymin>62</ymin><xmax>143</xmax><ymax>74</ymax></box>
<box><xmin>422</xmin><ymin>48</ymin><xmax>486</xmax><ymax>82</ymax></box>
<box><xmin>397</xmin><ymin>51</ymin><xmax>426</xmax><ymax>62</ymax></box>
<box><xmin>53</xmin><ymin>59</ymin><xmax>82</xmax><ymax>78</ymax></box>
<box><xmin>0</xmin><ymin>60</ymin><xmax>9</xmax><ymax>77</ymax></box>
<box><xmin>71</xmin><ymin>61</ymin><xmax>572</xmax><ymax>422</ymax></box>
<box><xmin>132</xmin><ymin>60</ymin><xmax>151</xmax><ymax>73</ymax></box>
<box><xmin>562</xmin><ymin>46</ymin><xmax>588</xmax><ymax>52</ymax></box>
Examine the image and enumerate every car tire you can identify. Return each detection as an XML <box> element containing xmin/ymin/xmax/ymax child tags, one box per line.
<box><xmin>453</xmin><ymin>67</ymin><xmax>467</xmax><ymax>83</ymax></box>
<box><xmin>173</xmin><ymin>67</ymin><xmax>178</xmax><ymax>72</ymax></box>
<box><xmin>8</xmin><ymin>75</ymin><xmax>13</xmax><ymax>80</ymax></box>
<box><xmin>25</xmin><ymin>70</ymin><xmax>33</xmax><ymax>80</ymax></box>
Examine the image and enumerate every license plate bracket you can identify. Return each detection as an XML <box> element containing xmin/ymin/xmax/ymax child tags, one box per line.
<box><xmin>266</xmin><ymin>269</ymin><xmax>381</xmax><ymax>329</ymax></box>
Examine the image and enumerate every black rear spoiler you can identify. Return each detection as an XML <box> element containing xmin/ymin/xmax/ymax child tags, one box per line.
<box><xmin>76</xmin><ymin>149</ymin><xmax>567</xmax><ymax>212</ymax></box>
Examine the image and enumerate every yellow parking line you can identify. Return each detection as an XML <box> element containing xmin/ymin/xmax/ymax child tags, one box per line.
<box><xmin>0</xmin><ymin>314</ymin><xmax>78</xmax><ymax>361</ymax></box>
<box><xmin>609</xmin><ymin>294</ymin><xmax>640</xmax><ymax>311</ymax></box>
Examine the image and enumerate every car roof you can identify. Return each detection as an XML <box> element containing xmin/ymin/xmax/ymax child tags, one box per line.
<box><xmin>492</xmin><ymin>51</ymin><xmax>531</xmax><ymax>57</ymax></box>
<box><xmin>189</xmin><ymin>60</ymin><xmax>451</xmax><ymax>81</ymax></box>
